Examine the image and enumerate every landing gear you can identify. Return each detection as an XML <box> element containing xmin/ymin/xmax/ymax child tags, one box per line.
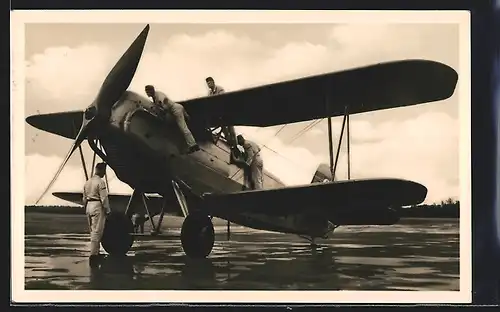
<box><xmin>101</xmin><ymin>212</ymin><xmax>135</xmax><ymax>255</ymax></box>
<box><xmin>124</xmin><ymin>189</ymin><xmax>168</xmax><ymax>236</ymax></box>
<box><xmin>172</xmin><ymin>180</ymin><xmax>216</xmax><ymax>258</ymax></box>
<box><xmin>180</xmin><ymin>213</ymin><xmax>215</xmax><ymax>258</ymax></box>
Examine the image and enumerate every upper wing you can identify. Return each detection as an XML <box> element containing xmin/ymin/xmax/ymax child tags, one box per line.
<box><xmin>181</xmin><ymin>59</ymin><xmax>458</xmax><ymax>127</ymax></box>
<box><xmin>201</xmin><ymin>178</ymin><xmax>427</xmax><ymax>225</ymax></box>
<box><xmin>52</xmin><ymin>192</ymin><xmax>184</xmax><ymax>217</ymax></box>
<box><xmin>26</xmin><ymin>110</ymin><xmax>84</xmax><ymax>140</ymax></box>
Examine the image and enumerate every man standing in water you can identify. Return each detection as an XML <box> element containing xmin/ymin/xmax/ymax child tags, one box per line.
<box><xmin>83</xmin><ymin>162</ymin><xmax>111</xmax><ymax>267</ymax></box>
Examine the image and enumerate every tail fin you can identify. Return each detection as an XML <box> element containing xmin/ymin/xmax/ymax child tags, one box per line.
<box><xmin>311</xmin><ymin>163</ymin><xmax>333</xmax><ymax>183</ymax></box>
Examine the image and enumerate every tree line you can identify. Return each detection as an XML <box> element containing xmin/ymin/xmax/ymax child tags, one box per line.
<box><xmin>397</xmin><ymin>198</ymin><xmax>459</xmax><ymax>218</ymax></box>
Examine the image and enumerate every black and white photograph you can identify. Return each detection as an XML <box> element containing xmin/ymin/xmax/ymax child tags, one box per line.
<box><xmin>11</xmin><ymin>10</ymin><xmax>471</xmax><ymax>303</ymax></box>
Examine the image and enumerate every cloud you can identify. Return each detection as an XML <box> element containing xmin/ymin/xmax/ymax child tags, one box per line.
<box><xmin>233</xmin><ymin>110</ymin><xmax>459</xmax><ymax>205</ymax></box>
<box><xmin>24</xmin><ymin>24</ymin><xmax>460</xmax><ymax>205</ymax></box>
<box><xmin>25</xmin><ymin>152</ymin><xmax>133</xmax><ymax>206</ymax></box>
<box><xmin>26</xmin><ymin>45</ymin><xmax>116</xmax><ymax>114</ymax></box>
<box><xmin>328</xmin><ymin>23</ymin><xmax>459</xmax><ymax>70</ymax></box>
<box><xmin>299</xmin><ymin>112</ymin><xmax>460</xmax><ymax>204</ymax></box>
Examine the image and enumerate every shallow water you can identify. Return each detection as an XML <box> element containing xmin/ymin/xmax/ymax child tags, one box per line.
<box><xmin>24</xmin><ymin>215</ymin><xmax>459</xmax><ymax>291</ymax></box>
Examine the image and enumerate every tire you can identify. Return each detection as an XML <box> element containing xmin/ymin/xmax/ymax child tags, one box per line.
<box><xmin>180</xmin><ymin>214</ymin><xmax>215</xmax><ymax>259</ymax></box>
<box><xmin>101</xmin><ymin>212</ymin><xmax>135</xmax><ymax>256</ymax></box>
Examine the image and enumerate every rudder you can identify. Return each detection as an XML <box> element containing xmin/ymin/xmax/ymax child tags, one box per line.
<box><xmin>311</xmin><ymin>163</ymin><xmax>332</xmax><ymax>183</ymax></box>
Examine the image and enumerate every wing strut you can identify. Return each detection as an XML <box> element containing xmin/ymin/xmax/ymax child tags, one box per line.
<box><xmin>332</xmin><ymin>107</ymin><xmax>348</xmax><ymax>180</ymax></box>
<box><xmin>325</xmin><ymin>94</ymin><xmax>351</xmax><ymax>181</ymax></box>
<box><xmin>347</xmin><ymin>111</ymin><xmax>351</xmax><ymax>180</ymax></box>
<box><xmin>327</xmin><ymin>117</ymin><xmax>334</xmax><ymax>180</ymax></box>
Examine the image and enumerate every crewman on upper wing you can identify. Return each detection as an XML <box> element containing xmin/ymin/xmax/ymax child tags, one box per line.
<box><xmin>236</xmin><ymin>134</ymin><xmax>264</xmax><ymax>190</ymax></box>
<box><xmin>145</xmin><ymin>85</ymin><xmax>200</xmax><ymax>154</ymax></box>
<box><xmin>83</xmin><ymin>162</ymin><xmax>111</xmax><ymax>267</ymax></box>
<box><xmin>206</xmin><ymin>76</ymin><xmax>225</xmax><ymax>95</ymax></box>
<box><xmin>205</xmin><ymin>76</ymin><xmax>237</xmax><ymax>148</ymax></box>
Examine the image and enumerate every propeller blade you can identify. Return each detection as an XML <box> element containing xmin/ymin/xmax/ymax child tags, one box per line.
<box><xmin>34</xmin><ymin>25</ymin><xmax>150</xmax><ymax>205</ymax></box>
<box><xmin>94</xmin><ymin>24</ymin><xmax>150</xmax><ymax>116</ymax></box>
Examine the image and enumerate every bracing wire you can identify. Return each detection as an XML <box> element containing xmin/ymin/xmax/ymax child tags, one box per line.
<box><xmin>288</xmin><ymin>119</ymin><xmax>324</xmax><ymax>144</ymax></box>
<box><xmin>230</xmin><ymin>118</ymin><xmax>327</xmax><ymax>181</ymax></box>
<box><xmin>229</xmin><ymin>124</ymin><xmax>288</xmax><ymax>180</ymax></box>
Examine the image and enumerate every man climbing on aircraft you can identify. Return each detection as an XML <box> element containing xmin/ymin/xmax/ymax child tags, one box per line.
<box><xmin>205</xmin><ymin>77</ymin><xmax>237</xmax><ymax>149</ymax></box>
<box><xmin>83</xmin><ymin>162</ymin><xmax>111</xmax><ymax>268</ymax></box>
<box><xmin>235</xmin><ymin>134</ymin><xmax>264</xmax><ymax>190</ymax></box>
<box><xmin>145</xmin><ymin>85</ymin><xmax>200</xmax><ymax>154</ymax></box>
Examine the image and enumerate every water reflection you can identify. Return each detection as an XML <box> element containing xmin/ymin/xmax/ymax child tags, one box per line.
<box><xmin>89</xmin><ymin>255</ymin><xmax>135</xmax><ymax>289</ymax></box>
<box><xmin>25</xmin><ymin>220</ymin><xmax>460</xmax><ymax>291</ymax></box>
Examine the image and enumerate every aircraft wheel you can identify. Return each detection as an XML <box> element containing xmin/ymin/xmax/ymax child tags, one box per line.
<box><xmin>180</xmin><ymin>214</ymin><xmax>215</xmax><ymax>259</ymax></box>
<box><xmin>101</xmin><ymin>213</ymin><xmax>135</xmax><ymax>256</ymax></box>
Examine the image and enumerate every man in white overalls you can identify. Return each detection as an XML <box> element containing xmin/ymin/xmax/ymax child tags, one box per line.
<box><xmin>145</xmin><ymin>85</ymin><xmax>200</xmax><ymax>154</ymax></box>
<box><xmin>236</xmin><ymin>134</ymin><xmax>264</xmax><ymax>190</ymax></box>
<box><xmin>83</xmin><ymin>162</ymin><xmax>111</xmax><ymax>267</ymax></box>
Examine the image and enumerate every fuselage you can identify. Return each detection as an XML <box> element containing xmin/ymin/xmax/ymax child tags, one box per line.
<box><xmin>94</xmin><ymin>91</ymin><xmax>284</xmax><ymax>193</ymax></box>
<box><xmin>88</xmin><ymin>90</ymin><xmax>331</xmax><ymax>238</ymax></box>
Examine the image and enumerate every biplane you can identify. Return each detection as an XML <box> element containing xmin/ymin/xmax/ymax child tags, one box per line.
<box><xmin>26</xmin><ymin>25</ymin><xmax>458</xmax><ymax>258</ymax></box>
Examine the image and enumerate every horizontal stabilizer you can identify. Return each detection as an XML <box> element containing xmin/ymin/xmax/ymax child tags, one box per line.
<box><xmin>182</xmin><ymin>59</ymin><xmax>458</xmax><ymax>127</ymax></box>
<box><xmin>52</xmin><ymin>192</ymin><xmax>183</xmax><ymax>217</ymax></box>
<box><xmin>201</xmin><ymin>178</ymin><xmax>427</xmax><ymax>222</ymax></box>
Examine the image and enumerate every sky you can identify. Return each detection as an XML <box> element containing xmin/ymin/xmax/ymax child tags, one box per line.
<box><xmin>24</xmin><ymin>22</ymin><xmax>461</xmax><ymax>206</ymax></box>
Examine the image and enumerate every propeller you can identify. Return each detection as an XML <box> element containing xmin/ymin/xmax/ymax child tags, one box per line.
<box><xmin>35</xmin><ymin>24</ymin><xmax>150</xmax><ymax>204</ymax></box>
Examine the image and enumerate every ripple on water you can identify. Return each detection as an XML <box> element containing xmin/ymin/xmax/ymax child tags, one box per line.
<box><xmin>24</xmin><ymin>222</ymin><xmax>459</xmax><ymax>291</ymax></box>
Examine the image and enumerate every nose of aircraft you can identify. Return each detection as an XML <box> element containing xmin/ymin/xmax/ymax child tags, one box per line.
<box><xmin>33</xmin><ymin>24</ymin><xmax>150</xmax><ymax>205</ymax></box>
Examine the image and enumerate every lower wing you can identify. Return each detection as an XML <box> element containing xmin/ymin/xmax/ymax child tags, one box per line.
<box><xmin>201</xmin><ymin>178</ymin><xmax>427</xmax><ymax>225</ymax></box>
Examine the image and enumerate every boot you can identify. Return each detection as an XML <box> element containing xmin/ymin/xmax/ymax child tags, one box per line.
<box><xmin>187</xmin><ymin>144</ymin><xmax>200</xmax><ymax>154</ymax></box>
